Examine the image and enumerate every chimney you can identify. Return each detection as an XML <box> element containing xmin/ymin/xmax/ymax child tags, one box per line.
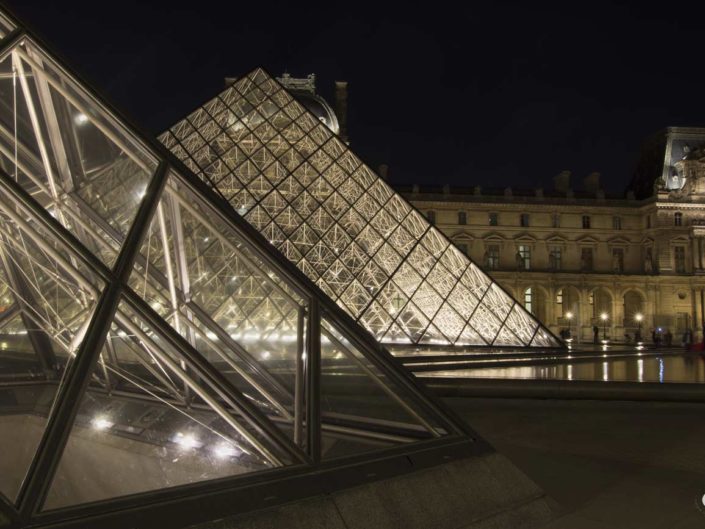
<box><xmin>553</xmin><ymin>170</ymin><xmax>571</xmax><ymax>193</ymax></box>
<box><xmin>334</xmin><ymin>81</ymin><xmax>349</xmax><ymax>144</ymax></box>
<box><xmin>378</xmin><ymin>164</ymin><xmax>389</xmax><ymax>180</ymax></box>
<box><xmin>584</xmin><ymin>172</ymin><xmax>601</xmax><ymax>193</ymax></box>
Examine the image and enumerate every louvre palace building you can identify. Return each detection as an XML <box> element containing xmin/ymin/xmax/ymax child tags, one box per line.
<box><xmin>398</xmin><ymin>128</ymin><xmax>705</xmax><ymax>344</ymax></box>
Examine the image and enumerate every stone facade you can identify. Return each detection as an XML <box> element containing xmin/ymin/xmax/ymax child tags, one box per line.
<box><xmin>395</xmin><ymin>127</ymin><xmax>705</xmax><ymax>344</ymax></box>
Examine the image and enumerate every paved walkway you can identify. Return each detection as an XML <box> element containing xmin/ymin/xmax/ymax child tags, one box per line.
<box><xmin>446</xmin><ymin>397</ymin><xmax>705</xmax><ymax>529</ymax></box>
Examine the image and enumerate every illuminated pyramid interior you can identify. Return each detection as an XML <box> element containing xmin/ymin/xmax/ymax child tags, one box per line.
<box><xmin>0</xmin><ymin>15</ymin><xmax>470</xmax><ymax>524</ymax></box>
<box><xmin>161</xmin><ymin>69</ymin><xmax>561</xmax><ymax>348</ymax></box>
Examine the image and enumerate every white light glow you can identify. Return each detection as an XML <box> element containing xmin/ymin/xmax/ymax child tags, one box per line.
<box><xmin>91</xmin><ymin>416</ymin><xmax>114</xmax><ymax>430</ymax></box>
<box><xmin>74</xmin><ymin>113</ymin><xmax>89</xmax><ymax>125</ymax></box>
<box><xmin>173</xmin><ymin>432</ymin><xmax>202</xmax><ymax>450</ymax></box>
<box><xmin>212</xmin><ymin>442</ymin><xmax>241</xmax><ymax>459</ymax></box>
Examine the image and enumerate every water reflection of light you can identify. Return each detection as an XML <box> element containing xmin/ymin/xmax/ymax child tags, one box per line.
<box><xmin>567</xmin><ymin>364</ymin><xmax>573</xmax><ymax>380</ymax></box>
<box><xmin>602</xmin><ymin>362</ymin><xmax>609</xmax><ymax>381</ymax></box>
<box><xmin>659</xmin><ymin>358</ymin><xmax>664</xmax><ymax>383</ymax></box>
<box><xmin>638</xmin><ymin>358</ymin><xmax>644</xmax><ymax>382</ymax></box>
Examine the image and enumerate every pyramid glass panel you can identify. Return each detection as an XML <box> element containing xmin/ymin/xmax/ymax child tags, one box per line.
<box><xmin>129</xmin><ymin>172</ymin><xmax>308</xmax><ymax>446</ymax></box>
<box><xmin>0</xmin><ymin>184</ymin><xmax>104</xmax><ymax>503</ymax></box>
<box><xmin>162</xmin><ymin>69</ymin><xmax>560</xmax><ymax>348</ymax></box>
<box><xmin>0</xmin><ymin>40</ymin><xmax>158</xmax><ymax>268</ymax></box>
<box><xmin>319</xmin><ymin>316</ymin><xmax>445</xmax><ymax>459</ymax></box>
<box><xmin>44</xmin><ymin>298</ymin><xmax>291</xmax><ymax>510</ymax></box>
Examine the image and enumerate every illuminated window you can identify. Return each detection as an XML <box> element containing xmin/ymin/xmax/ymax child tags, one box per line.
<box><xmin>458</xmin><ymin>211</ymin><xmax>467</xmax><ymax>225</ymax></box>
<box><xmin>518</xmin><ymin>245</ymin><xmax>531</xmax><ymax>270</ymax></box>
<box><xmin>675</xmin><ymin>212</ymin><xmax>682</xmax><ymax>227</ymax></box>
<box><xmin>488</xmin><ymin>212</ymin><xmax>498</xmax><ymax>226</ymax></box>
<box><xmin>582</xmin><ymin>215</ymin><xmax>591</xmax><ymax>229</ymax></box>
<box><xmin>524</xmin><ymin>287</ymin><xmax>533</xmax><ymax>314</ymax></box>
<box><xmin>556</xmin><ymin>288</ymin><xmax>563</xmax><ymax>304</ymax></box>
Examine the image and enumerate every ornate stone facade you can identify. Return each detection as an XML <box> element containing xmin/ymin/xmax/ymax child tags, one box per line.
<box><xmin>397</xmin><ymin>127</ymin><xmax>705</xmax><ymax>343</ymax></box>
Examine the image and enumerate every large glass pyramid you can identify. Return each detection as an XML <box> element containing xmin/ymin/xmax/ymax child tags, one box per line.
<box><xmin>0</xmin><ymin>15</ymin><xmax>469</xmax><ymax>526</ymax></box>
<box><xmin>161</xmin><ymin>69</ymin><xmax>561</xmax><ymax>348</ymax></box>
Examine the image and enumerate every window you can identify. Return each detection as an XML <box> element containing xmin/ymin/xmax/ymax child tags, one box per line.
<box><xmin>675</xmin><ymin>212</ymin><xmax>682</xmax><ymax>227</ymax></box>
<box><xmin>580</xmin><ymin>247</ymin><xmax>593</xmax><ymax>271</ymax></box>
<box><xmin>426</xmin><ymin>210</ymin><xmax>436</xmax><ymax>224</ymax></box>
<box><xmin>458</xmin><ymin>211</ymin><xmax>467</xmax><ymax>225</ymax></box>
<box><xmin>612</xmin><ymin>248</ymin><xmax>624</xmax><ymax>273</ymax></box>
<box><xmin>524</xmin><ymin>287</ymin><xmax>533</xmax><ymax>313</ymax></box>
<box><xmin>613</xmin><ymin>216</ymin><xmax>622</xmax><ymax>230</ymax></box>
<box><xmin>588</xmin><ymin>290</ymin><xmax>594</xmax><ymax>305</ymax></box>
<box><xmin>556</xmin><ymin>288</ymin><xmax>563</xmax><ymax>304</ymax></box>
<box><xmin>582</xmin><ymin>215</ymin><xmax>591</xmax><ymax>229</ymax></box>
<box><xmin>549</xmin><ymin>247</ymin><xmax>561</xmax><ymax>270</ymax></box>
<box><xmin>517</xmin><ymin>245</ymin><xmax>531</xmax><ymax>270</ymax></box>
<box><xmin>488</xmin><ymin>212</ymin><xmax>498</xmax><ymax>226</ymax></box>
<box><xmin>456</xmin><ymin>243</ymin><xmax>468</xmax><ymax>255</ymax></box>
<box><xmin>674</xmin><ymin>246</ymin><xmax>686</xmax><ymax>273</ymax></box>
<box><xmin>486</xmin><ymin>244</ymin><xmax>500</xmax><ymax>270</ymax></box>
<box><xmin>520</xmin><ymin>213</ymin><xmax>530</xmax><ymax>227</ymax></box>
<box><xmin>552</xmin><ymin>213</ymin><xmax>560</xmax><ymax>228</ymax></box>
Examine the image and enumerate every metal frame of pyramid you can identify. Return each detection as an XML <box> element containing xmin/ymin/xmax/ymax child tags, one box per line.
<box><xmin>161</xmin><ymin>69</ymin><xmax>562</xmax><ymax>349</ymax></box>
<box><xmin>0</xmin><ymin>9</ymin><xmax>484</xmax><ymax>529</ymax></box>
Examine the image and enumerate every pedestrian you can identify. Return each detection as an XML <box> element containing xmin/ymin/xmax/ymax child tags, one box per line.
<box><xmin>593</xmin><ymin>325</ymin><xmax>599</xmax><ymax>345</ymax></box>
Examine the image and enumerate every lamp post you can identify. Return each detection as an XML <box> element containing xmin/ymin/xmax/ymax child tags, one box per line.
<box><xmin>635</xmin><ymin>313</ymin><xmax>643</xmax><ymax>342</ymax></box>
<box><xmin>600</xmin><ymin>312</ymin><xmax>608</xmax><ymax>341</ymax></box>
<box><xmin>565</xmin><ymin>311</ymin><xmax>573</xmax><ymax>341</ymax></box>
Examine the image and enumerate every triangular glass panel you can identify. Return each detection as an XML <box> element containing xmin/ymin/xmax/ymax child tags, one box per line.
<box><xmin>0</xmin><ymin>40</ymin><xmax>158</xmax><ymax>268</ymax></box>
<box><xmin>161</xmin><ymin>69</ymin><xmax>561</xmax><ymax>348</ymax></box>
<box><xmin>129</xmin><ymin>172</ymin><xmax>308</xmax><ymax>448</ymax></box>
<box><xmin>0</xmin><ymin>190</ymin><xmax>104</xmax><ymax>503</ymax></box>
<box><xmin>43</xmin><ymin>297</ymin><xmax>296</xmax><ymax>510</ymax></box>
<box><xmin>319</xmin><ymin>317</ymin><xmax>447</xmax><ymax>459</ymax></box>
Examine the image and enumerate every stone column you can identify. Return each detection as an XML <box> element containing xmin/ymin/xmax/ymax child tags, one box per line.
<box><xmin>693</xmin><ymin>237</ymin><xmax>700</xmax><ymax>271</ymax></box>
<box><xmin>700</xmin><ymin>238</ymin><xmax>704</xmax><ymax>270</ymax></box>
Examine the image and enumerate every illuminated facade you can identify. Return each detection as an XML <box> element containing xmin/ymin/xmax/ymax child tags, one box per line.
<box><xmin>162</xmin><ymin>70</ymin><xmax>560</xmax><ymax>348</ymax></box>
<box><xmin>0</xmin><ymin>12</ymin><xmax>474</xmax><ymax>527</ymax></box>
<box><xmin>404</xmin><ymin>127</ymin><xmax>705</xmax><ymax>342</ymax></box>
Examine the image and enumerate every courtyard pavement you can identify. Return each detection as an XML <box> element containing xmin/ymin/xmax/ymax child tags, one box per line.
<box><xmin>446</xmin><ymin>397</ymin><xmax>705</xmax><ymax>529</ymax></box>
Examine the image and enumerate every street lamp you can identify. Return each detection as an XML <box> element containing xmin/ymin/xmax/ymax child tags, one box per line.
<box><xmin>600</xmin><ymin>312</ymin><xmax>608</xmax><ymax>341</ymax></box>
<box><xmin>565</xmin><ymin>311</ymin><xmax>573</xmax><ymax>341</ymax></box>
<box><xmin>635</xmin><ymin>313</ymin><xmax>643</xmax><ymax>342</ymax></box>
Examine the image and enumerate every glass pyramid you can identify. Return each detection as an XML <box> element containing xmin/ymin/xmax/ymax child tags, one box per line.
<box><xmin>0</xmin><ymin>11</ymin><xmax>466</xmax><ymax>525</ymax></box>
<box><xmin>161</xmin><ymin>69</ymin><xmax>561</xmax><ymax>348</ymax></box>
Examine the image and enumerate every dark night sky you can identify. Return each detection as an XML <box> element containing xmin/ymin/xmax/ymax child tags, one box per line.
<box><xmin>7</xmin><ymin>0</ymin><xmax>705</xmax><ymax>193</ymax></box>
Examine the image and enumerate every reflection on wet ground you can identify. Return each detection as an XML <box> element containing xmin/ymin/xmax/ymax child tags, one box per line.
<box><xmin>392</xmin><ymin>345</ymin><xmax>705</xmax><ymax>383</ymax></box>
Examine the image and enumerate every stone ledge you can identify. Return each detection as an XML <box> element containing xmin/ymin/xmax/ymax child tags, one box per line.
<box><xmin>189</xmin><ymin>453</ymin><xmax>555</xmax><ymax>529</ymax></box>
